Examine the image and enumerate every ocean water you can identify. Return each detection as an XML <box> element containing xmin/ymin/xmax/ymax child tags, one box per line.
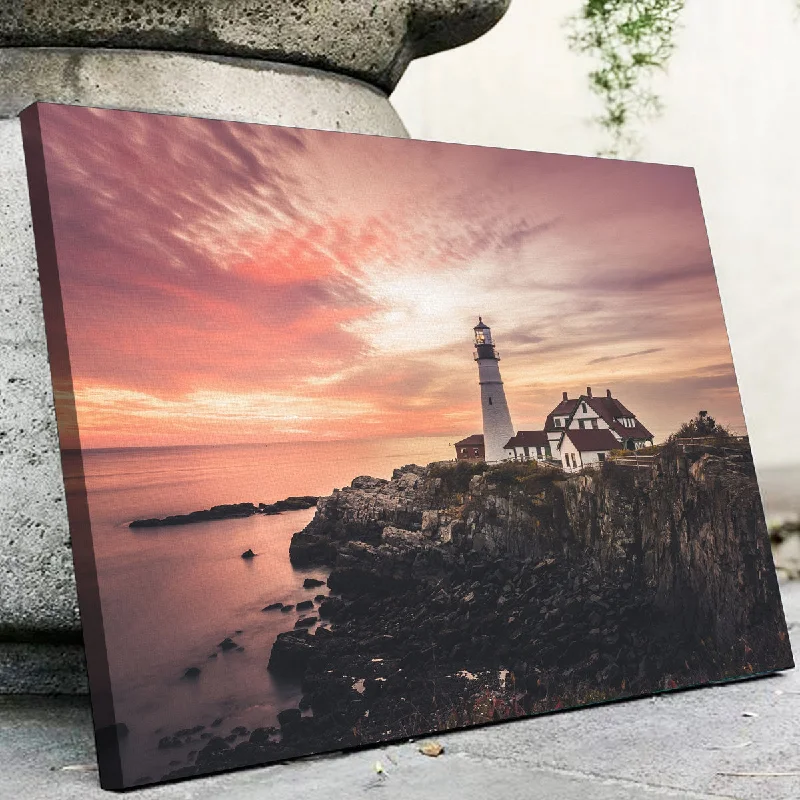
<box><xmin>65</xmin><ymin>436</ymin><xmax>453</xmax><ymax>783</ymax></box>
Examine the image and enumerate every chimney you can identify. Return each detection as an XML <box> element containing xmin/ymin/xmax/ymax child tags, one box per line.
<box><xmin>562</xmin><ymin>391</ymin><xmax>568</xmax><ymax>401</ymax></box>
<box><xmin>586</xmin><ymin>386</ymin><xmax>592</xmax><ymax>398</ymax></box>
<box><xmin>606</xmin><ymin>389</ymin><xmax>612</xmax><ymax>398</ymax></box>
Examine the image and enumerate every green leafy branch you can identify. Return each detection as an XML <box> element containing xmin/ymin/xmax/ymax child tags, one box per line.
<box><xmin>567</xmin><ymin>0</ymin><xmax>686</xmax><ymax>157</ymax></box>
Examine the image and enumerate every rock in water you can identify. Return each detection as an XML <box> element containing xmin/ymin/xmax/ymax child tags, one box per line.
<box><xmin>183</xmin><ymin>667</ymin><xmax>201</xmax><ymax>680</ymax></box>
<box><xmin>296</xmin><ymin>600</ymin><xmax>314</xmax><ymax>611</ymax></box>
<box><xmin>268</xmin><ymin>630</ymin><xmax>315</xmax><ymax>675</ymax></box>
<box><xmin>218</xmin><ymin>637</ymin><xmax>238</xmax><ymax>651</ymax></box>
<box><xmin>241</xmin><ymin>549</ymin><xmax>256</xmax><ymax>559</ymax></box>
<box><xmin>303</xmin><ymin>577</ymin><xmax>325</xmax><ymax>588</ymax></box>
<box><xmin>295</xmin><ymin>616</ymin><xmax>318</xmax><ymax>628</ymax></box>
<box><xmin>262</xmin><ymin>602</ymin><xmax>282</xmax><ymax>612</ymax></box>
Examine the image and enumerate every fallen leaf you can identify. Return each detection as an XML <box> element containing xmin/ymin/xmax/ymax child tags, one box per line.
<box><xmin>419</xmin><ymin>741</ymin><xmax>444</xmax><ymax>758</ymax></box>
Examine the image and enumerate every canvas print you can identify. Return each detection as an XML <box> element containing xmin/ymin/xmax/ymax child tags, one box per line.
<box><xmin>21</xmin><ymin>102</ymin><xmax>792</xmax><ymax>790</ymax></box>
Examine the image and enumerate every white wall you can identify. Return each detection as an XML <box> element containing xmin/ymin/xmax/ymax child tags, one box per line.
<box><xmin>393</xmin><ymin>0</ymin><xmax>800</xmax><ymax>470</ymax></box>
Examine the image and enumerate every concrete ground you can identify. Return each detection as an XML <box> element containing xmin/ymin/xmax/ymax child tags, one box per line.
<box><xmin>1</xmin><ymin>584</ymin><xmax>798</xmax><ymax>799</ymax></box>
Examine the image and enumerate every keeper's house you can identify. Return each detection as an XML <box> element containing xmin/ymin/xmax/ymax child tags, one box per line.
<box><xmin>503</xmin><ymin>387</ymin><xmax>654</xmax><ymax>472</ymax></box>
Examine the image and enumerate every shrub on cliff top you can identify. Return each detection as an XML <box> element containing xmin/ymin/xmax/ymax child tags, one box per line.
<box><xmin>484</xmin><ymin>460</ymin><xmax>565</xmax><ymax>493</ymax></box>
<box><xmin>669</xmin><ymin>410</ymin><xmax>732</xmax><ymax>441</ymax></box>
<box><xmin>427</xmin><ymin>460</ymin><xmax>489</xmax><ymax>495</ymax></box>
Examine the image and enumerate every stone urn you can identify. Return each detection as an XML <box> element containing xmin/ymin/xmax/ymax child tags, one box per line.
<box><xmin>0</xmin><ymin>1</ymin><xmax>511</xmax><ymax>692</ymax></box>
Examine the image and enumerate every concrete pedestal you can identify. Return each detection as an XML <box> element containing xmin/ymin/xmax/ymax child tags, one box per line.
<box><xmin>0</xmin><ymin>2</ymin><xmax>511</xmax><ymax>692</ymax></box>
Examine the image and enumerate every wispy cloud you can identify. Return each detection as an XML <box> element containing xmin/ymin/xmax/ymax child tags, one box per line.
<box><xmin>37</xmin><ymin>105</ymin><xmax>746</xmax><ymax>448</ymax></box>
<box><xmin>589</xmin><ymin>348</ymin><xmax>664</xmax><ymax>364</ymax></box>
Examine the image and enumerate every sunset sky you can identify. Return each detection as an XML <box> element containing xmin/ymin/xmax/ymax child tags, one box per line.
<box><xmin>36</xmin><ymin>104</ymin><xmax>746</xmax><ymax>449</ymax></box>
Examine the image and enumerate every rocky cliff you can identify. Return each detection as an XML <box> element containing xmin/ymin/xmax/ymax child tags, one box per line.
<box><xmin>169</xmin><ymin>442</ymin><xmax>792</xmax><ymax>780</ymax></box>
<box><xmin>291</xmin><ymin>443</ymin><xmax>786</xmax><ymax>663</ymax></box>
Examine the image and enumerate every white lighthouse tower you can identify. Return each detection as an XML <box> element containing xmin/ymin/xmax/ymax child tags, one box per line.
<box><xmin>473</xmin><ymin>317</ymin><xmax>515</xmax><ymax>463</ymax></box>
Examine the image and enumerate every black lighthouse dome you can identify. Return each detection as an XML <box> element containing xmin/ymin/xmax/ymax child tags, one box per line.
<box><xmin>473</xmin><ymin>317</ymin><xmax>497</xmax><ymax>357</ymax></box>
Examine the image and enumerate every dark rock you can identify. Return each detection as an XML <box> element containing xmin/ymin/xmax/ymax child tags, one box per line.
<box><xmin>280</xmin><ymin>604</ymin><xmax>294</xmax><ymax>613</ymax></box>
<box><xmin>241</xmin><ymin>549</ymin><xmax>256</xmax><ymax>559</ymax></box>
<box><xmin>318</xmin><ymin>597</ymin><xmax>345</xmax><ymax>619</ymax></box>
<box><xmin>248</xmin><ymin>727</ymin><xmax>277</xmax><ymax>745</ymax></box>
<box><xmin>218</xmin><ymin>637</ymin><xmax>238</xmax><ymax>651</ymax></box>
<box><xmin>277</xmin><ymin>708</ymin><xmax>302</xmax><ymax>727</ymax></box>
<box><xmin>295</xmin><ymin>616</ymin><xmax>318</xmax><ymax>628</ymax></box>
<box><xmin>183</xmin><ymin>667</ymin><xmax>201</xmax><ymax>680</ymax></box>
<box><xmin>314</xmin><ymin>594</ymin><xmax>327</xmax><ymax>602</ymax></box>
<box><xmin>157</xmin><ymin>735</ymin><xmax>183</xmax><ymax>749</ymax></box>
<box><xmin>303</xmin><ymin>578</ymin><xmax>325</xmax><ymax>588</ymax></box>
<box><xmin>268</xmin><ymin>630</ymin><xmax>315</xmax><ymax>676</ymax></box>
<box><xmin>211</xmin><ymin>718</ymin><xmax>223</xmax><ymax>727</ymax></box>
<box><xmin>262</xmin><ymin>602</ymin><xmax>283</xmax><ymax>612</ymax></box>
<box><xmin>296</xmin><ymin>600</ymin><xmax>314</xmax><ymax>611</ymax></box>
<box><xmin>130</xmin><ymin>503</ymin><xmax>259</xmax><ymax>528</ymax></box>
<box><xmin>131</xmin><ymin>496</ymin><xmax>318</xmax><ymax>529</ymax></box>
<box><xmin>289</xmin><ymin>531</ymin><xmax>337</xmax><ymax>567</ymax></box>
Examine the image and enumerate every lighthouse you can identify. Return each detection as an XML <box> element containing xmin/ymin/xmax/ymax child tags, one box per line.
<box><xmin>473</xmin><ymin>317</ymin><xmax>515</xmax><ymax>463</ymax></box>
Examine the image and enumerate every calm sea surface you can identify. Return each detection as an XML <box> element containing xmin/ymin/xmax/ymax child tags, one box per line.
<box><xmin>65</xmin><ymin>436</ymin><xmax>453</xmax><ymax>783</ymax></box>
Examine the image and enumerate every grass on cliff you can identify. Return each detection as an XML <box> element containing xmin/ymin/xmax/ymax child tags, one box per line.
<box><xmin>483</xmin><ymin>460</ymin><xmax>565</xmax><ymax>494</ymax></box>
<box><xmin>427</xmin><ymin>460</ymin><xmax>489</xmax><ymax>495</ymax></box>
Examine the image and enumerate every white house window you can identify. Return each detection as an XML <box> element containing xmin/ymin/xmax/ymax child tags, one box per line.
<box><xmin>581</xmin><ymin>402</ymin><xmax>587</xmax><ymax>413</ymax></box>
<box><xmin>598</xmin><ymin>452</ymin><xmax>606</xmax><ymax>461</ymax></box>
<box><xmin>591</xmin><ymin>419</ymin><xmax>598</xmax><ymax>429</ymax></box>
<box><xmin>555</xmin><ymin>418</ymin><xmax>562</xmax><ymax>427</ymax></box>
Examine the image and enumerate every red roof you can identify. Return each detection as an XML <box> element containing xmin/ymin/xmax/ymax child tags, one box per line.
<box><xmin>610</xmin><ymin>421</ymin><xmax>653</xmax><ymax>440</ymax></box>
<box><xmin>586</xmin><ymin>396</ymin><xmax>653</xmax><ymax>441</ymax></box>
<box><xmin>564</xmin><ymin>429</ymin><xmax>620</xmax><ymax>452</ymax></box>
<box><xmin>504</xmin><ymin>431</ymin><xmax>550</xmax><ymax>449</ymax></box>
<box><xmin>455</xmin><ymin>434</ymin><xmax>484</xmax><ymax>448</ymax></box>
<box><xmin>545</xmin><ymin>399</ymin><xmax>578</xmax><ymax>431</ymax></box>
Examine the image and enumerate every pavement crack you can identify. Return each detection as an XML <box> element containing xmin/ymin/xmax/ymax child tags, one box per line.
<box><xmin>455</xmin><ymin>753</ymin><xmax>742</xmax><ymax>799</ymax></box>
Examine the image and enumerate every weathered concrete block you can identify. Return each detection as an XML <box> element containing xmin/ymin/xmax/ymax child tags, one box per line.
<box><xmin>0</xmin><ymin>643</ymin><xmax>88</xmax><ymax>694</ymax></box>
<box><xmin>0</xmin><ymin>0</ymin><xmax>511</xmax><ymax>92</ymax></box>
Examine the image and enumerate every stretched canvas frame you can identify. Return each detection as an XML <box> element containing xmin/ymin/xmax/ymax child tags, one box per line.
<box><xmin>20</xmin><ymin>101</ymin><xmax>792</xmax><ymax>790</ymax></box>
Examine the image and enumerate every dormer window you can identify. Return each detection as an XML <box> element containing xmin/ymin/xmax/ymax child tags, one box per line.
<box><xmin>555</xmin><ymin>418</ymin><xmax>562</xmax><ymax>428</ymax></box>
